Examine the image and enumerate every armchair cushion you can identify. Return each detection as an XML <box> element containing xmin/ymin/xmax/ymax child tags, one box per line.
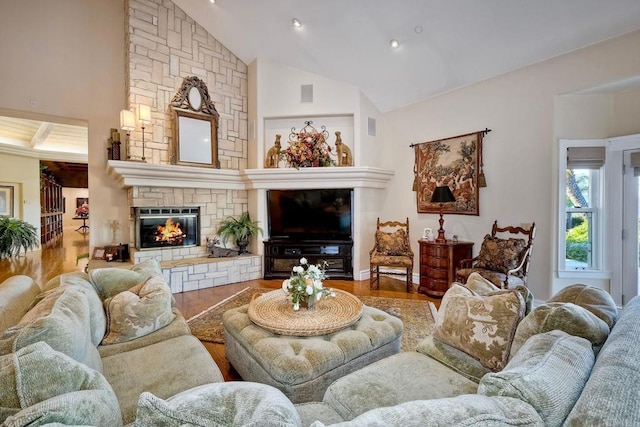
<box><xmin>475</xmin><ymin>235</ymin><xmax>527</xmax><ymax>275</ymax></box>
<box><xmin>369</xmin><ymin>253</ymin><xmax>413</xmax><ymax>267</ymax></box>
<box><xmin>102</xmin><ymin>275</ymin><xmax>175</xmax><ymax>345</ymax></box>
<box><xmin>433</xmin><ymin>284</ymin><xmax>525</xmax><ymax>371</ymax></box>
<box><xmin>375</xmin><ymin>229</ymin><xmax>409</xmax><ymax>256</ymax></box>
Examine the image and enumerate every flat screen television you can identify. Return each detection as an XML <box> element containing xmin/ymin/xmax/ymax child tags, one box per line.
<box><xmin>267</xmin><ymin>189</ymin><xmax>353</xmax><ymax>241</ymax></box>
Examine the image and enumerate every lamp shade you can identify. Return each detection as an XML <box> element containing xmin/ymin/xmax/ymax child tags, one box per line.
<box><xmin>138</xmin><ymin>104</ymin><xmax>151</xmax><ymax>124</ymax></box>
<box><xmin>430</xmin><ymin>186</ymin><xmax>456</xmax><ymax>203</ymax></box>
<box><xmin>120</xmin><ymin>110</ymin><xmax>135</xmax><ymax>131</ymax></box>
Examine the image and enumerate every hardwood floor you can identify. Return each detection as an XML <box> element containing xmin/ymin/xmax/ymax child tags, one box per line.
<box><xmin>1</xmin><ymin>231</ymin><xmax>440</xmax><ymax>381</ymax></box>
<box><xmin>0</xmin><ymin>228</ymin><xmax>90</xmax><ymax>285</ymax></box>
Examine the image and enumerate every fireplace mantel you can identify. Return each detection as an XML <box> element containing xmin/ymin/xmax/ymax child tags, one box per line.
<box><xmin>107</xmin><ymin>160</ymin><xmax>246</xmax><ymax>189</ymax></box>
<box><xmin>107</xmin><ymin>160</ymin><xmax>394</xmax><ymax>190</ymax></box>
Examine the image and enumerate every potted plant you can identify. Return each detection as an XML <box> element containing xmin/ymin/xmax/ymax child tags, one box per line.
<box><xmin>217</xmin><ymin>212</ymin><xmax>262</xmax><ymax>254</ymax></box>
<box><xmin>0</xmin><ymin>217</ymin><xmax>38</xmax><ymax>259</ymax></box>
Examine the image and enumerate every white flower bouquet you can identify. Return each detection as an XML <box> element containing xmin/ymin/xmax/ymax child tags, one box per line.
<box><xmin>282</xmin><ymin>258</ymin><xmax>335</xmax><ymax>310</ymax></box>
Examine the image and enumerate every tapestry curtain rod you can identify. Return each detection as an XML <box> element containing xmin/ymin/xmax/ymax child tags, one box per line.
<box><xmin>409</xmin><ymin>128</ymin><xmax>492</xmax><ymax>148</ymax></box>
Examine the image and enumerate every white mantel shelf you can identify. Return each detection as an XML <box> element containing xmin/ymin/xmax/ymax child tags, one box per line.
<box><xmin>243</xmin><ymin>167</ymin><xmax>394</xmax><ymax>189</ymax></box>
<box><xmin>107</xmin><ymin>160</ymin><xmax>394</xmax><ymax>190</ymax></box>
<box><xmin>107</xmin><ymin>160</ymin><xmax>246</xmax><ymax>190</ymax></box>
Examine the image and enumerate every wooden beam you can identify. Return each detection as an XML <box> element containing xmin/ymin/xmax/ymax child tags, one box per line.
<box><xmin>31</xmin><ymin>122</ymin><xmax>54</xmax><ymax>148</ymax></box>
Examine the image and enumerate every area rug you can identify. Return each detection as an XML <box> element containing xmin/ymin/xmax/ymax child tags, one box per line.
<box><xmin>187</xmin><ymin>288</ymin><xmax>434</xmax><ymax>351</ymax></box>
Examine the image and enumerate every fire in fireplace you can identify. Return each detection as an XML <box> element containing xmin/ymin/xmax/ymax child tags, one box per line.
<box><xmin>154</xmin><ymin>218</ymin><xmax>186</xmax><ymax>245</ymax></box>
<box><xmin>135</xmin><ymin>207</ymin><xmax>200</xmax><ymax>250</ymax></box>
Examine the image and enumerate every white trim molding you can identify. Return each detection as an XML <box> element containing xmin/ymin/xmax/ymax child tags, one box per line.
<box><xmin>107</xmin><ymin>160</ymin><xmax>395</xmax><ymax>190</ymax></box>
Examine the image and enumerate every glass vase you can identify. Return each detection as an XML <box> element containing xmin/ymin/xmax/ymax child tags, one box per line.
<box><xmin>300</xmin><ymin>296</ymin><xmax>315</xmax><ymax>309</ymax></box>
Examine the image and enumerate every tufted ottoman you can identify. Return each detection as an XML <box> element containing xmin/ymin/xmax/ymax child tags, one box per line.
<box><xmin>223</xmin><ymin>304</ymin><xmax>403</xmax><ymax>403</ymax></box>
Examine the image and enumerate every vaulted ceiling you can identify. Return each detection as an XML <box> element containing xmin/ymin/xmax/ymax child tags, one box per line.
<box><xmin>174</xmin><ymin>0</ymin><xmax>640</xmax><ymax>112</ymax></box>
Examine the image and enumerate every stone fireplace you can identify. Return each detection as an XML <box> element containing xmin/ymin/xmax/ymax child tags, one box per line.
<box><xmin>134</xmin><ymin>207</ymin><xmax>200</xmax><ymax>250</ymax></box>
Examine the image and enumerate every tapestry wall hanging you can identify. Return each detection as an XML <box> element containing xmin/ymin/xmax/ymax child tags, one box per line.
<box><xmin>412</xmin><ymin>130</ymin><xmax>488</xmax><ymax>215</ymax></box>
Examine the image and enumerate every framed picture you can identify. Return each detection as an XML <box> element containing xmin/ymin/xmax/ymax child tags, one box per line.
<box><xmin>170</xmin><ymin>76</ymin><xmax>220</xmax><ymax>168</ymax></box>
<box><xmin>413</xmin><ymin>131</ymin><xmax>483</xmax><ymax>215</ymax></box>
<box><xmin>104</xmin><ymin>245</ymin><xmax>121</xmax><ymax>262</ymax></box>
<box><xmin>92</xmin><ymin>247</ymin><xmax>106</xmax><ymax>260</ymax></box>
<box><xmin>76</xmin><ymin>197</ymin><xmax>89</xmax><ymax>208</ymax></box>
<box><xmin>0</xmin><ymin>185</ymin><xmax>14</xmax><ymax>217</ymax></box>
<box><xmin>422</xmin><ymin>227</ymin><xmax>434</xmax><ymax>241</ymax></box>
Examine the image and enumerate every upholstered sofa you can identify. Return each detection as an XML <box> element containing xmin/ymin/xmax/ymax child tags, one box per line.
<box><xmin>0</xmin><ymin>259</ymin><xmax>224</xmax><ymax>426</ymax></box>
<box><xmin>2</xmin><ymin>260</ymin><xmax>639</xmax><ymax>426</ymax></box>
<box><xmin>128</xmin><ymin>277</ymin><xmax>640</xmax><ymax>427</ymax></box>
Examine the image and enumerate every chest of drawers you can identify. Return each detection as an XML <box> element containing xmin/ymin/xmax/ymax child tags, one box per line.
<box><xmin>418</xmin><ymin>240</ymin><xmax>473</xmax><ymax>297</ymax></box>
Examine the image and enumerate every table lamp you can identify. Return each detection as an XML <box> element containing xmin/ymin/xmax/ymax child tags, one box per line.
<box><xmin>430</xmin><ymin>186</ymin><xmax>456</xmax><ymax>243</ymax></box>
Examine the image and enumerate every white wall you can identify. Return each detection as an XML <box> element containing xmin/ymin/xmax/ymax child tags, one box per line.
<box><xmin>0</xmin><ymin>154</ymin><xmax>39</xmax><ymax>228</ymax></box>
<box><xmin>0</xmin><ymin>0</ymin><xmax>126</xmax><ymax>250</ymax></box>
<box><xmin>250</xmin><ymin>59</ymin><xmax>364</xmax><ymax>169</ymax></box>
<box><xmin>613</xmin><ymin>86</ymin><xmax>640</xmax><ymax>136</ymax></box>
<box><xmin>383</xmin><ymin>30</ymin><xmax>640</xmax><ymax>300</ymax></box>
<box><xmin>248</xmin><ymin>59</ymin><xmax>388</xmax><ymax>277</ymax></box>
<box><xmin>62</xmin><ymin>188</ymin><xmax>89</xmax><ymax>230</ymax></box>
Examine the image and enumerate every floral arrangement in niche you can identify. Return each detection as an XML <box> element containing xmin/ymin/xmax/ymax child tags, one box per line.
<box><xmin>282</xmin><ymin>258</ymin><xmax>335</xmax><ymax>310</ymax></box>
<box><xmin>282</xmin><ymin>121</ymin><xmax>336</xmax><ymax>169</ymax></box>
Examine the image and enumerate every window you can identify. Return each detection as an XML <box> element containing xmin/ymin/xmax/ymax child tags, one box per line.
<box><xmin>558</xmin><ymin>143</ymin><xmax>606</xmax><ymax>276</ymax></box>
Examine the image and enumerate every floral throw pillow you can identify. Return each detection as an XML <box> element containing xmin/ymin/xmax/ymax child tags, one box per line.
<box><xmin>376</xmin><ymin>229</ymin><xmax>408</xmax><ymax>256</ymax></box>
<box><xmin>433</xmin><ymin>284</ymin><xmax>526</xmax><ymax>371</ymax></box>
<box><xmin>475</xmin><ymin>235</ymin><xmax>528</xmax><ymax>275</ymax></box>
<box><xmin>102</xmin><ymin>275</ymin><xmax>175</xmax><ymax>345</ymax></box>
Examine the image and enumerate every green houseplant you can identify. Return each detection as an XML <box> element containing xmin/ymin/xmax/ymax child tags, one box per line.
<box><xmin>0</xmin><ymin>217</ymin><xmax>38</xmax><ymax>259</ymax></box>
<box><xmin>217</xmin><ymin>212</ymin><xmax>262</xmax><ymax>254</ymax></box>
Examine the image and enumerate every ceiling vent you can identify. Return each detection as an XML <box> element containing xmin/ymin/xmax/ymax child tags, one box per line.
<box><xmin>301</xmin><ymin>84</ymin><xmax>313</xmax><ymax>103</ymax></box>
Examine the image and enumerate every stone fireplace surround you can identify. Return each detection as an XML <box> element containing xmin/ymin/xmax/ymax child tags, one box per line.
<box><xmin>107</xmin><ymin>160</ymin><xmax>394</xmax><ymax>291</ymax></box>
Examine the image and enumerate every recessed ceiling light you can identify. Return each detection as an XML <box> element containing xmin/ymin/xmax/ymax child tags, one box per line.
<box><xmin>292</xmin><ymin>18</ymin><xmax>302</xmax><ymax>28</ymax></box>
<box><xmin>390</xmin><ymin>39</ymin><xmax>399</xmax><ymax>48</ymax></box>
<box><xmin>209</xmin><ymin>0</ymin><xmax>215</xmax><ymax>3</ymax></box>
<box><xmin>415</xmin><ymin>25</ymin><xmax>423</xmax><ymax>34</ymax></box>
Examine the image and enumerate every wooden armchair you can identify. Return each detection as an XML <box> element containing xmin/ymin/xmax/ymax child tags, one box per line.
<box><xmin>456</xmin><ymin>221</ymin><xmax>536</xmax><ymax>289</ymax></box>
<box><xmin>369</xmin><ymin>218</ymin><xmax>414</xmax><ymax>292</ymax></box>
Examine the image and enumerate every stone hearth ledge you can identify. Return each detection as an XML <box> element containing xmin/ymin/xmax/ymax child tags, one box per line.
<box><xmin>161</xmin><ymin>255</ymin><xmax>262</xmax><ymax>294</ymax></box>
<box><xmin>107</xmin><ymin>160</ymin><xmax>394</xmax><ymax>190</ymax></box>
<box><xmin>88</xmin><ymin>254</ymin><xmax>262</xmax><ymax>294</ymax></box>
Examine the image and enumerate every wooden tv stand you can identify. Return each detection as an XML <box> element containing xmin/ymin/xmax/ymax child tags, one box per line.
<box><xmin>263</xmin><ymin>239</ymin><xmax>353</xmax><ymax>280</ymax></box>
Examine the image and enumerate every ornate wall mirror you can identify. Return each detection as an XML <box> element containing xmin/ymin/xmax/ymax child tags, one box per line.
<box><xmin>170</xmin><ymin>76</ymin><xmax>219</xmax><ymax>168</ymax></box>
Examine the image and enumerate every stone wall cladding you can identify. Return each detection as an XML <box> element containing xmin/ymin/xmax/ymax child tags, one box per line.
<box><xmin>126</xmin><ymin>0</ymin><xmax>248</xmax><ymax>169</ymax></box>
<box><xmin>127</xmin><ymin>186</ymin><xmax>248</xmax><ymax>256</ymax></box>
<box><xmin>125</xmin><ymin>0</ymin><xmax>249</xmax><ymax>265</ymax></box>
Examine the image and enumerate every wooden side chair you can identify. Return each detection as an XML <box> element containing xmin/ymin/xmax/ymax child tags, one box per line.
<box><xmin>369</xmin><ymin>218</ymin><xmax>414</xmax><ymax>292</ymax></box>
<box><xmin>456</xmin><ymin>220</ymin><xmax>536</xmax><ymax>289</ymax></box>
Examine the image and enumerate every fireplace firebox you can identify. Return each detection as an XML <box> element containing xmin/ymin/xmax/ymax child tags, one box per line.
<box><xmin>135</xmin><ymin>207</ymin><xmax>200</xmax><ymax>250</ymax></box>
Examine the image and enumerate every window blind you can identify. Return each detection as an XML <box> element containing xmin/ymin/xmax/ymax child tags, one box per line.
<box><xmin>567</xmin><ymin>146</ymin><xmax>606</xmax><ymax>169</ymax></box>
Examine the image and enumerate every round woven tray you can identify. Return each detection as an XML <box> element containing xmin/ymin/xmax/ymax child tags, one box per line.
<box><xmin>247</xmin><ymin>289</ymin><xmax>363</xmax><ymax>336</ymax></box>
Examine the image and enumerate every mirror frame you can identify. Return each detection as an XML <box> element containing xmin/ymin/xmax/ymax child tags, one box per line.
<box><xmin>170</xmin><ymin>76</ymin><xmax>220</xmax><ymax>168</ymax></box>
